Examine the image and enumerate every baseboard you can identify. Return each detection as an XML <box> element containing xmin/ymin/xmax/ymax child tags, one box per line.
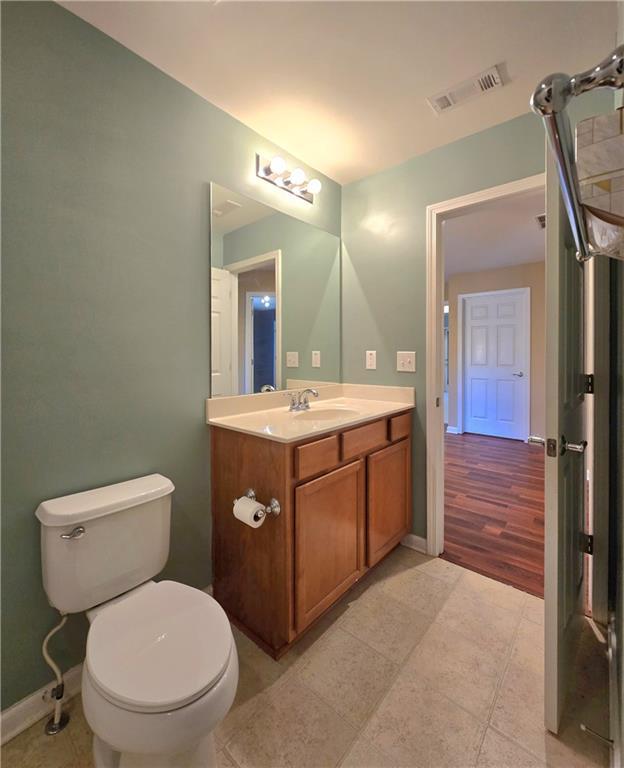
<box><xmin>0</xmin><ymin>663</ymin><xmax>83</xmax><ymax>745</ymax></box>
<box><xmin>445</xmin><ymin>426</ymin><xmax>460</xmax><ymax>435</ymax></box>
<box><xmin>400</xmin><ymin>534</ymin><xmax>428</xmax><ymax>554</ymax></box>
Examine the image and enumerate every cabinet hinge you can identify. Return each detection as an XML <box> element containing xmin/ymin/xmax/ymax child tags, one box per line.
<box><xmin>579</xmin><ymin>532</ymin><xmax>594</xmax><ymax>555</ymax></box>
<box><xmin>581</xmin><ymin>373</ymin><xmax>595</xmax><ymax>395</ymax></box>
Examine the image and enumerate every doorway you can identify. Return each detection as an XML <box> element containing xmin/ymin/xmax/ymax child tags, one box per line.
<box><xmin>426</xmin><ymin>174</ymin><xmax>547</xmax><ymax>595</ymax></box>
<box><xmin>245</xmin><ymin>292</ymin><xmax>276</xmax><ymax>393</ymax></box>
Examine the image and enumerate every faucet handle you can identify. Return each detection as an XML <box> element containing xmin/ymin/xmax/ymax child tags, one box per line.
<box><xmin>285</xmin><ymin>391</ymin><xmax>298</xmax><ymax>410</ymax></box>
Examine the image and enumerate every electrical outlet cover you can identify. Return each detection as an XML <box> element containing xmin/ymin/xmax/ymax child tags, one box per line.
<box><xmin>366</xmin><ymin>351</ymin><xmax>377</xmax><ymax>370</ymax></box>
<box><xmin>312</xmin><ymin>351</ymin><xmax>321</xmax><ymax>368</ymax></box>
<box><xmin>286</xmin><ymin>351</ymin><xmax>299</xmax><ymax>368</ymax></box>
<box><xmin>397</xmin><ymin>351</ymin><xmax>416</xmax><ymax>372</ymax></box>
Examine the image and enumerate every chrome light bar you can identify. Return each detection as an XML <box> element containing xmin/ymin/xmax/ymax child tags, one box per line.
<box><xmin>530</xmin><ymin>45</ymin><xmax>624</xmax><ymax>262</ymax></box>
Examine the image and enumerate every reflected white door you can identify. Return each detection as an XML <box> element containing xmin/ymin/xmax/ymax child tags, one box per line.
<box><xmin>211</xmin><ymin>267</ymin><xmax>234</xmax><ymax>396</ymax></box>
<box><xmin>462</xmin><ymin>288</ymin><xmax>530</xmax><ymax>440</ymax></box>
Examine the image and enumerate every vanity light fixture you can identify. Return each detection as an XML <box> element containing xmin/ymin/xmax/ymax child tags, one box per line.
<box><xmin>256</xmin><ymin>154</ymin><xmax>322</xmax><ymax>204</ymax></box>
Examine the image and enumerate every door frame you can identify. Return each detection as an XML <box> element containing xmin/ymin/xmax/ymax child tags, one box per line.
<box><xmin>226</xmin><ymin>249</ymin><xmax>282</xmax><ymax>390</ymax></box>
<box><xmin>456</xmin><ymin>287</ymin><xmax>531</xmax><ymax>441</ymax></box>
<box><xmin>425</xmin><ymin>173</ymin><xmax>545</xmax><ymax>556</ymax></box>
<box><xmin>244</xmin><ymin>291</ymin><xmax>277</xmax><ymax>393</ymax></box>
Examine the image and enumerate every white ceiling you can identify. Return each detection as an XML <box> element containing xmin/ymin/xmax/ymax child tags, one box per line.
<box><xmin>211</xmin><ymin>184</ymin><xmax>273</xmax><ymax>236</ymax></box>
<box><xmin>443</xmin><ymin>188</ymin><xmax>545</xmax><ymax>278</ymax></box>
<box><xmin>61</xmin><ymin>1</ymin><xmax>618</xmax><ymax>184</ymax></box>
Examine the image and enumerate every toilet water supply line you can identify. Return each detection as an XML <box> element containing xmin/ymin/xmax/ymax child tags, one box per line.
<box><xmin>41</xmin><ymin>613</ymin><xmax>70</xmax><ymax>734</ymax></box>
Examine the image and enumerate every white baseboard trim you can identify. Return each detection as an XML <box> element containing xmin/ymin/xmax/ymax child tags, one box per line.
<box><xmin>400</xmin><ymin>534</ymin><xmax>428</xmax><ymax>554</ymax></box>
<box><xmin>445</xmin><ymin>426</ymin><xmax>460</xmax><ymax>435</ymax></box>
<box><xmin>1</xmin><ymin>663</ymin><xmax>83</xmax><ymax>746</ymax></box>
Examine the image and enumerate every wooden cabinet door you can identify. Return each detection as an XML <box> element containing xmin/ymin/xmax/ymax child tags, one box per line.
<box><xmin>295</xmin><ymin>461</ymin><xmax>365</xmax><ymax>632</ymax></box>
<box><xmin>367</xmin><ymin>439</ymin><xmax>411</xmax><ymax>566</ymax></box>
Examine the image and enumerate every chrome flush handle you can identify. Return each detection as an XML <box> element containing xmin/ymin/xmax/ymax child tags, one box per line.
<box><xmin>60</xmin><ymin>526</ymin><xmax>85</xmax><ymax>540</ymax></box>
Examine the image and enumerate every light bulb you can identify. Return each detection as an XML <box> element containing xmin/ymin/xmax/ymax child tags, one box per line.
<box><xmin>289</xmin><ymin>168</ymin><xmax>306</xmax><ymax>186</ymax></box>
<box><xmin>263</xmin><ymin>296</ymin><xmax>270</xmax><ymax>302</ymax></box>
<box><xmin>307</xmin><ymin>178</ymin><xmax>322</xmax><ymax>195</ymax></box>
<box><xmin>269</xmin><ymin>156</ymin><xmax>286</xmax><ymax>175</ymax></box>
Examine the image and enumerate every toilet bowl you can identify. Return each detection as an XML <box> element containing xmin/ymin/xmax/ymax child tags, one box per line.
<box><xmin>35</xmin><ymin>474</ymin><xmax>238</xmax><ymax>768</ymax></box>
<box><xmin>81</xmin><ymin>580</ymin><xmax>238</xmax><ymax>768</ymax></box>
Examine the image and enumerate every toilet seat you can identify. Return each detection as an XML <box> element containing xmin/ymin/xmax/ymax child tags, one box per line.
<box><xmin>85</xmin><ymin>580</ymin><xmax>233</xmax><ymax>714</ymax></box>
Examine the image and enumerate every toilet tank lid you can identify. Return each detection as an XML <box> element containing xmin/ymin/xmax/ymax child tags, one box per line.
<box><xmin>35</xmin><ymin>474</ymin><xmax>175</xmax><ymax>527</ymax></box>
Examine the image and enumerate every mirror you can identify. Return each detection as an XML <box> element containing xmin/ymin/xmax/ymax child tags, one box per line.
<box><xmin>210</xmin><ymin>184</ymin><xmax>341</xmax><ymax>396</ymax></box>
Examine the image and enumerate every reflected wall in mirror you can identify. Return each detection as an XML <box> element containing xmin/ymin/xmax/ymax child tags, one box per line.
<box><xmin>210</xmin><ymin>184</ymin><xmax>341</xmax><ymax>397</ymax></box>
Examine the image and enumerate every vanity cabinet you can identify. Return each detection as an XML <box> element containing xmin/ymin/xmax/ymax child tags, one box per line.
<box><xmin>211</xmin><ymin>408</ymin><xmax>413</xmax><ymax>657</ymax></box>
<box><xmin>367</xmin><ymin>440</ymin><xmax>411</xmax><ymax>567</ymax></box>
<box><xmin>295</xmin><ymin>461</ymin><xmax>365</xmax><ymax>631</ymax></box>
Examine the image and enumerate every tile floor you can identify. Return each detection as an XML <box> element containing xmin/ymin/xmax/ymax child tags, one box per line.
<box><xmin>1</xmin><ymin>546</ymin><xmax>610</xmax><ymax>768</ymax></box>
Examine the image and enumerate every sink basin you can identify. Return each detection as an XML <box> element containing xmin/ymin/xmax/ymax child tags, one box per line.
<box><xmin>294</xmin><ymin>407</ymin><xmax>361</xmax><ymax>421</ymax></box>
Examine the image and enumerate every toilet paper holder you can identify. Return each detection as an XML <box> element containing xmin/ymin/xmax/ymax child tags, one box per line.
<box><xmin>235</xmin><ymin>489</ymin><xmax>281</xmax><ymax>521</ymax></box>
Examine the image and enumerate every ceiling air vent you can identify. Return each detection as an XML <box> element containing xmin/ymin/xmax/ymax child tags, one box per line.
<box><xmin>536</xmin><ymin>214</ymin><xmax>546</xmax><ymax>230</ymax></box>
<box><xmin>212</xmin><ymin>199</ymin><xmax>242</xmax><ymax>218</ymax></box>
<box><xmin>427</xmin><ymin>65</ymin><xmax>504</xmax><ymax>115</ymax></box>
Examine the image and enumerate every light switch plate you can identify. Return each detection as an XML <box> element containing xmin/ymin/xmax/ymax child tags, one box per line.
<box><xmin>397</xmin><ymin>351</ymin><xmax>416</xmax><ymax>372</ymax></box>
<box><xmin>286</xmin><ymin>351</ymin><xmax>299</xmax><ymax>368</ymax></box>
<box><xmin>365</xmin><ymin>350</ymin><xmax>377</xmax><ymax>370</ymax></box>
<box><xmin>312</xmin><ymin>351</ymin><xmax>321</xmax><ymax>368</ymax></box>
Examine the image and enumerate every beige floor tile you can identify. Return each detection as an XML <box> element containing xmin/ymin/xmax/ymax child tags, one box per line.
<box><xmin>510</xmin><ymin>619</ymin><xmax>545</xmax><ymax>675</ymax></box>
<box><xmin>339</xmin><ymin>735</ymin><xmax>402</xmax><ymax>768</ymax></box>
<box><xmin>363</xmin><ymin>674</ymin><xmax>484</xmax><ymax>767</ymax></box>
<box><xmin>1</xmin><ymin>715</ymin><xmax>80</xmax><ymax>768</ymax></box>
<box><xmin>225</xmin><ymin>675</ymin><xmax>356</xmax><ymax>768</ymax></box>
<box><xmin>456</xmin><ymin>571</ymin><xmax>527</xmax><ymax>614</ymax></box>
<box><xmin>523</xmin><ymin>595</ymin><xmax>545</xmax><ymax>626</ymax></box>
<box><xmin>405</xmin><ymin>623</ymin><xmax>503</xmax><ymax>721</ymax></box>
<box><xmin>490</xmin><ymin>660</ymin><xmax>545</xmax><ymax>759</ymax></box>
<box><xmin>296</xmin><ymin>627</ymin><xmax>397</xmax><ymax>727</ymax></box>
<box><xmin>217</xmin><ymin>747</ymin><xmax>239</xmax><ymax>768</ymax></box>
<box><xmin>376</xmin><ymin>566</ymin><xmax>455</xmax><ymax>618</ymax></box>
<box><xmin>435</xmin><ymin>587</ymin><xmax>520</xmax><ymax>660</ymax></box>
<box><xmin>408</xmin><ymin>555</ymin><xmax>464</xmax><ymax>585</ymax></box>
<box><xmin>338</xmin><ymin>586</ymin><xmax>432</xmax><ymax>663</ymax></box>
<box><xmin>65</xmin><ymin>697</ymin><xmax>94</xmax><ymax>767</ymax></box>
<box><xmin>477</xmin><ymin>728</ymin><xmax>545</xmax><ymax>767</ymax></box>
<box><xmin>215</xmin><ymin>628</ymin><xmax>291</xmax><ymax>747</ymax></box>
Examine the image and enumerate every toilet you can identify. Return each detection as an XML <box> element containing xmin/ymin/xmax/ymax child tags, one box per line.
<box><xmin>36</xmin><ymin>474</ymin><xmax>238</xmax><ymax>768</ymax></box>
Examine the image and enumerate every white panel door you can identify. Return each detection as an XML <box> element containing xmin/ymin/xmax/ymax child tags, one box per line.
<box><xmin>463</xmin><ymin>289</ymin><xmax>530</xmax><ymax>440</ymax></box>
<box><xmin>210</xmin><ymin>267</ymin><xmax>234</xmax><ymax>397</ymax></box>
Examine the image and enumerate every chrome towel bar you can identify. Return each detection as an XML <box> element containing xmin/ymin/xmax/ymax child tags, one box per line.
<box><xmin>530</xmin><ymin>45</ymin><xmax>624</xmax><ymax>262</ymax></box>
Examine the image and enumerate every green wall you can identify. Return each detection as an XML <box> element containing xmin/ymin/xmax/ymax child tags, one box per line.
<box><xmin>223</xmin><ymin>213</ymin><xmax>341</xmax><ymax>383</ymax></box>
<box><xmin>341</xmin><ymin>93</ymin><xmax>613</xmax><ymax>537</ymax></box>
<box><xmin>1</xmin><ymin>1</ymin><xmax>340</xmax><ymax>709</ymax></box>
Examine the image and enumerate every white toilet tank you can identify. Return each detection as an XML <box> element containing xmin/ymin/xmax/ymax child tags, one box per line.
<box><xmin>36</xmin><ymin>474</ymin><xmax>175</xmax><ymax>615</ymax></box>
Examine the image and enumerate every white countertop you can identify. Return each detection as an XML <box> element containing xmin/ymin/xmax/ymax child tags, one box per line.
<box><xmin>206</xmin><ymin>385</ymin><xmax>414</xmax><ymax>443</ymax></box>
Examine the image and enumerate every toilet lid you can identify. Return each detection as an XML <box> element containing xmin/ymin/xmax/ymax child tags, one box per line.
<box><xmin>86</xmin><ymin>581</ymin><xmax>233</xmax><ymax>713</ymax></box>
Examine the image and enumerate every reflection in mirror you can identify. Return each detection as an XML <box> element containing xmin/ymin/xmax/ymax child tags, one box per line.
<box><xmin>210</xmin><ymin>184</ymin><xmax>341</xmax><ymax>397</ymax></box>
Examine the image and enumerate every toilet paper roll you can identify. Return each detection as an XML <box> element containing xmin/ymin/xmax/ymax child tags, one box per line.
<box><xmin>233</xmin><ymin>496</ymin><xmax>266</xmax><ymax>528</ymax></box>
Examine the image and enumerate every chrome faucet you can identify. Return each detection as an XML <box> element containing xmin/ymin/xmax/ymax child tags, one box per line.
<box><xmin>287</xmin><ymin>388</ymin><xmax>319</xmax><ymax>412</ymax></box>
<box><xmin>260</xmin><ymin>384</ymin><xmax>276</xmax><ymax>392</ymax></box>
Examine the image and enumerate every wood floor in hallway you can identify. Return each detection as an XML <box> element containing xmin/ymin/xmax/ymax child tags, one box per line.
<box><xmin>441</xmin><ymin>432</ymin><xmax>545</xmax><ymax>597</ymax></box>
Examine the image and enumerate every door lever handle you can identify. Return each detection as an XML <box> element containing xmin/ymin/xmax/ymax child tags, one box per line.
<box><xmin>512</xmin><ymin>372</ymin><xmax>524</xmax><ymax>378</ymax></box>
<box><xmin>561</xmin><ymin>436</ymin><xmax>587</xmax><ymax>455</ymax></box>
<box><xmin>528</xmin><ymin>435</ymin><xmax>545</xmax><ymax>447</ymax></box>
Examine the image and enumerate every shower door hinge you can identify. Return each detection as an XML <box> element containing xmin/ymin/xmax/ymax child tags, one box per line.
<box><xmin>579</xmin><ymin>532</ymin><xmax>594</xmax><ymax>555</ymax></box>
<box><xmin>581</xmin><ymin>374</ymin><xmax>595</xmax><ymax>395</ymax></box>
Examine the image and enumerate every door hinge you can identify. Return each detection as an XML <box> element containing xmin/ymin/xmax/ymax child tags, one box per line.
<box><xmin>581</xmin><ymin>373</ymin><xmax>595</xmax><ymax>394</ymax></box>
<box><xmin>579</xmin><ymin>532</ymin><xmax>594</xmax><ymax>555</ymax></box>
